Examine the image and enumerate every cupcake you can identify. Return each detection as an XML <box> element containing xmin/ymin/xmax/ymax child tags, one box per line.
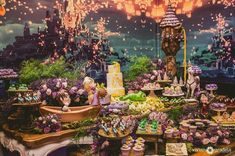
<box><xmin>125</xmin><ymin>141</ymin><xmax>134</xmax><ymax>147</ymax></box>
<box><xmin>189</xmin><ymin>125</ymin><xmax>197</xmax><ymax>132</ymax></box>
<box><xmin>173</xmin><ymin>129</ymin><xmax>179</xmax><ymax>137</ymax></box>
<box><xmin>133</xmin><ymin>145</ymin><xmax>144</xmax><ymax>156</ymax></box>
<box><xmin>181</xmin><ymin>123</ymin><xmax>190</xmax><ymax>131</ymax></box>
<box><xmin>121</xmin><ymin>144</ymin><xmax>131</xmax><ymax>156</ymax></box>
<box><xmin>209</xmin><ymin>123</ymin><xmax>218</xmax><ymax>128</ymax></box>
<box><xmin>195</xmin><ymin>122</ymin><xmax>204</xmax><ymax>128</ymax></box>
<box><xmin>135</xmin><ymin>142</ymin><xmax>145</xmax><ymax>148</ymax></box>
<box><xmin>165</xmin><ymin>129</ymin><xmax>173</xmax><ymax>138</ymax></box>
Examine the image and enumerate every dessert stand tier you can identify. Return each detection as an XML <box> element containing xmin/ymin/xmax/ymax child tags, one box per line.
<box><xmin>141</xmin><ymin>88</ymin><xmax>163</xmax><ymax>98</ymax></box>
<box><xmin>170</xmin><ymin>84</ymin><xmax>185</xmax><ymax>87</ymax></box>
<box><xmin>162</xmin><ymin>93</ymin><xmax>185</xmax><ymax>98</ymax></box>
<box><xmin>212</xmin><ymin>108</ymin><xmax>227</xmax><ymax>117</ymax></box>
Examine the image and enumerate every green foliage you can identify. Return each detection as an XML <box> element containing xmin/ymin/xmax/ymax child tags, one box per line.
<box><xmin>62</xmin><ymin>118</ymin><xmax>96</xmax><ymax>130</ymax></box>
<box><xmin>124</xmin><ymin>56</ymin><xmax>152</xmax><ymax>81</ymax></box>
<box><xmin>19</xmin><ymin>59</ymin><xmax>43</xmax><ymax>84</ymax></box>
<box><xmin>19</xmin><ymin>57</ymin><xmax>83</xmax><ymax>84</ymax></box>
<box><xmin>167</xmin><ymin>107</ymin><xmax>183</xmax><ymax>122</ymax></box>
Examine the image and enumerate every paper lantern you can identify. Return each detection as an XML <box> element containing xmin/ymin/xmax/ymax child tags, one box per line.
<box><xmin>125</xmin><ymin>3</ymin><xmax>135</xmax><ymax>14</ymax></box>
<box><xmin>0</xmin><ymin>6</ymin><xmax>5</xmax><ymax>16</ymax></box>
<box><xmin>182</xmin><ymin>1</ymin><xmax>193</xmax><ymax>13</ymax></box>
<box><xmin>151</xmin><ymin>5</ymin><xmax>165</xmax><ymax>21</ymax></box>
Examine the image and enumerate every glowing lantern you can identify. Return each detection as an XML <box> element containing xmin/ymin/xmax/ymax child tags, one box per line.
<box><xmin>136</xmin><ymin>10</ymin><xmax>141</xmax><ymax>16</ymax></box>
<box><xmin>176</xmin><ymin>9</ymin><xmax>182</xmax><ymax>14</ymax></box>
<box><xmin>0</xmin><ymin>6</ymin><xmax>5</xmax><ymax>16</ymax></box>
<box><xmin>196</xmin><ymin>0</ymin><xmax>203</xmax><ymax>7</ymax></box>
<box><xmin>151</xmin><ymin>5</ymin><xmax>165</xmax><ymax>22</ymax></box>
<box><xmin>117</xmin><ymin>3</ymin><xmax>122</xmax><ymax>10</ymax></box>
<box><xmin>146</xmin><ymin>11</ymin><xmax>151</xmax><ymax>17</ymax></box>
<box><xmin>125</xmin><ymin>3</ymin><xmax>135</xmax><ymax>15</ymax></box>
<box><xmin>182</xmin><ymin>1</ymin><xmax>193</xmax><ymax>13</ymax></box>
<box><xmin>0</xmin><ymin>0</ymin><xmax>6</xmax><ymax>16</ymax></box>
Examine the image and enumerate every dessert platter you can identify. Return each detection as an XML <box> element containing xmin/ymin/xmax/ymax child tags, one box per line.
<box><xmin>98</xmin><ymin>118</ymin><xmax>131</xmax><ymax>139</ymax></box>
<box><xmin>121</xmin><ymin>136</ymin><xmax>145</xmax><ymax>156</ymax></box>
<box><xmin>141</xmin><ymin>83</ymin><xmax>163</xmax><ymax>97</ymax></box>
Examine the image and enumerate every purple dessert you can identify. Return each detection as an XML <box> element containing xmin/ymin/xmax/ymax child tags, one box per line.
<box><xmin>210</xmin><ymin>103</ymin><xmax>226</xmax><ymax>110</ymax></box>
<box><xmin>205</xmin><ymin>84</ymin><xmax>218</xmax><ymax>91</ymax></box>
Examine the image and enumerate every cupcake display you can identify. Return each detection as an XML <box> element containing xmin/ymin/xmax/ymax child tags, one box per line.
<box><xmin>121</xmin><ymin>137</ymin><xmax>145</xmax><ymax>156</ymax></box>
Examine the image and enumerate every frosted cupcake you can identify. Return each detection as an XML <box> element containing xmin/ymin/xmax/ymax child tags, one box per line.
<box><xmin>136</xmin><ymin>137</ymin><xmax>145</xmax><ymax>144</ymax></box>
<box><xmin>133</xmin><ymin>145</ymin><xmax>144</xmax><ymax>156</ymax></box>
<box><xmin>165</xmin><ymin>129</ymin><xmax>173</xmax><ymax>138</ymax></box>
<box><xmin>121</xmin><ymin>144</ymin><xmax>131</xmax><ymax>156</ymax></box>
<box><xmin>189</xmin><ymin>125</ymin><xmax>197</xmax><ymax>132</ymax></box>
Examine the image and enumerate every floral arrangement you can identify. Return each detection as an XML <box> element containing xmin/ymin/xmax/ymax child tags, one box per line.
<box><xmin>33</xmin><ymin>114</ymin><xmax>62</xmax><ymax>134</ymax></box>
<box><xmin>32</xmin><ymin>78</ymin><xmax>87</xmax><ymax>106</ymax></box>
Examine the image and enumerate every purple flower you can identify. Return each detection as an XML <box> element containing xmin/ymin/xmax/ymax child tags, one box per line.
<box><xmin>210</xmin><ymin>136</ymin><xmax>219</xmax><ymax>144</ymax></box>
<box><xmin>181</xmin><ymin>133</ymin><xmax>188</xmax><ymax>140</ymax></box>
<box><xmin>202</xmin><ymin>138</ymin><xmax>210</xmax><ymax>145</ymax></box>
<box><xmin>222</xmin><ymin>138</ymin><xmax>230</xmax><ymax>145</ymax></box>
<box><xmin>43</xmin><ymin>127</ymin><xmax>51</xmax><ymax>133</ymax></box>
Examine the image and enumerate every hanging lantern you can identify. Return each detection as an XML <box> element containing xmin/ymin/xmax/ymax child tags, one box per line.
<box><xmin>151</xmin><ymin>5</ymin><xmax>165</xmax><ymax>22</ymax></box>
<box><xmin>125</xmin><ymin>3</ymin><xmax>135</xmax><ymax>15</ymax></box>
<box><xmin>0</xmin><ymin>0</ymin><xmax>6</xmax><ymax>16</ymax></box>
<box><xmin>196</xmin><ymin>0</ymin><xmax>203</xmax><ymax>7</ymax></box>
<box><xmin>182</xmin><ymin>1</ymin><xmax>193</xmax><ymax>13</ymax></box>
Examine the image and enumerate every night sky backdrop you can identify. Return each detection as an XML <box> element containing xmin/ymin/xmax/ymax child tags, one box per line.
<box><xmin>0</xmin><ymin>0</ymin><xmax>234</xmax><ymax>60</ymax></box>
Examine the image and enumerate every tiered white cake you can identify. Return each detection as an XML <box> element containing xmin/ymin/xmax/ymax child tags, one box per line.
<box><xmin>107</xmin><ymin>62</ymin><xmax>125</xmax><ymax>97</ymax></box>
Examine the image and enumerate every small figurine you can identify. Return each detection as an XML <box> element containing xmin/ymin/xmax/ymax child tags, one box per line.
<box><xmin>24</xmin><ymin>93</ymin><xmax>32</xmax><ymax>103</ymax></box>
<box><xmin>186</xmin><ymin>66</ymin><xmax>201</xmax><ymax>98</ymax></box>
<box><xmin>199</xmin><ymin>92</ymin><xmax>209</xmax><ymax>117</ymax></box>
<box><xmin>101</xmin><ymin>121</ymin><xmax>110</xmax><ymax>134</ymax></box>
<box><xmin>32</xmin><ymin>91</ymin><xmax>40</xmax><ymax>102</ymax></box>
<box><xmin>112</xmin><ymin>126</ymin><xmax>119</xmax><ymax>136</ymax></box>
<box><xmin>17</xmin><ymin>93</ymin><xmax>24</xmax><ymax>103</ymax></box>
<box><xmin>59</xmin><ymin>92</ymin><xmax>71</xmax><ymax>112</ymax></box>
<box><xmin>83</xmin><ymin>77</ymin><xmax>100</xmax><ymax>105</ymax></box>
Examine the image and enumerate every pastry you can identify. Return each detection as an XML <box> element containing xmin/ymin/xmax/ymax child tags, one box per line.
<box><xmin>121</xmin><ymin>144</ymin><xmax>131</xmax><ymax>156</ymax></box>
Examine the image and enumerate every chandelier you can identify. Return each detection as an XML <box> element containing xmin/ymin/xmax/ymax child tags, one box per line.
<box><xmin>112</xmin><ymin>0</ymin><xmax>234</xmax><ymax>22</ymax></box>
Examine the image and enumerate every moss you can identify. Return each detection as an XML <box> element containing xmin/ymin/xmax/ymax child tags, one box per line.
<box><xmin>19</xmin><ymin>57</ymin><xmax>83</xmax><ymax>84</ymax></box>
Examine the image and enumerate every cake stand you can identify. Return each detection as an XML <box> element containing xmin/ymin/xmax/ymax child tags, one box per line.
<box><xmin>156</xmin><ymin>80</ymin><xmax>172</xmax><ymax>88</ymax></box>
<box><xmin>212</xmin><ymin>108</ymin><xmax>227</xmax><ymax>119</ymax></box>
<box><xmin>205</xmin><ymin>84</ymin><xmax>218</xmax><ymax>97</ymax></box>
<box><xmin>141</xmin><ymin>88</ymin><xmax>163</xmax><ymax>98</ymax></box>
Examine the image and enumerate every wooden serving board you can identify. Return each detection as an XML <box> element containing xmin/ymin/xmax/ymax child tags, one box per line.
<box><xmin>98</xmin><ymin>128</ymin><xmax>130</xmax><ymax>140</ymax></box>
